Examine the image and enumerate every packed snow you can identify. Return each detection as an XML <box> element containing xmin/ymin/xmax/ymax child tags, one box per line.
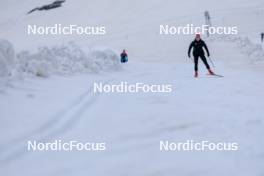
<box><xmin>0</xmin><ymin>40</ymin><xmax>121</xmax><ymax>79</ymax></box>
<box><xmin>0</xmin><ymin>40</ymin><xmax>15</xmax><ymax>77</ymax></box>
<box><xmin>0</xmin><ymin>0</ymin><xmax>264</xmax><ymax>176</ymax></box>
<box><xmin>210</xmin><ymin>35</ymin><xmax>264</xmax><ymax>64</ymax></box>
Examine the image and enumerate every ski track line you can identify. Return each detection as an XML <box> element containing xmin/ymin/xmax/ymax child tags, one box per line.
<box><xmin>112</xmin><ymin>122</ymin><xmax>200</xmax><ymax>146</ymax></box>
<box><xmin>0</xmin><ymin>90</ymin><xmax>91</xmax><ymax>151</ymax></box>
<box><xmin>0</xmin><ymin>79</ymin><xmax>113</xmax><ymax>166</ymax></box>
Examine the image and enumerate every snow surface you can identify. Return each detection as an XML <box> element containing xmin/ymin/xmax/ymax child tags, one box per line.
<box><xmin>0</xmin><ymin>40</ymin><xmax>121</xmax><ymax>79</ymax></box>
<box><xmin>0</xmin><ymin>40</ymin><xmax>15</xmax><ymax>77</ymax></box>
<box><xmin>0</xmin><ymin>0</ymin><xmax>264</xmax><ymax>176</ymax></box>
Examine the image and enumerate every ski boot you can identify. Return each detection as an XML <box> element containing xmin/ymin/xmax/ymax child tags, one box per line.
<box><xmin>208</xmin><ymin>69</ymin><xmax>215</xmax><ymax>75</ymax></box>
<box><xmin>194</xmin><ymin>71</ymin><xmax>198</xmax><ymax>78</ymax></box>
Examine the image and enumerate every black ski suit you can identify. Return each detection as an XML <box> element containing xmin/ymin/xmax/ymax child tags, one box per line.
<box><xmin>188</xmin><ymin>39</ymin><xmax>210</xmax><ymax>71</ymax></box>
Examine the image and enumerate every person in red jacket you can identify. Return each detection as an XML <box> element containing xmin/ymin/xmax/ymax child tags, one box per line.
<box><xmin>188</xmin><ymin>34</ymin><xmax>214</xmax><ymax>77</ymax></box>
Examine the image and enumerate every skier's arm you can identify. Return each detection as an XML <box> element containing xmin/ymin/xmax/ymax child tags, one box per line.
<box><xmin>188</xmin><ymin>42</ymin><xmax>193</xmax><ymax>57</ymax></box>
<box><xmin>203</xmin><ymin>41</ymin><xmax>210</xmax><ymax>56</ymax></box>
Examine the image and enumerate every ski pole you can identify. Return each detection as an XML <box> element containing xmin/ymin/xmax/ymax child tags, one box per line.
<box><xmin>208</xmin><ymin>56</ymin><xmax>215</xmax><ymax>68</ymax></box>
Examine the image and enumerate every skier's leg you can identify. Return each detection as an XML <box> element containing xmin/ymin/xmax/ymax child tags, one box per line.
<box><xmin>201</xmin><ymin>55</ymin><xmax>214</xmax><ymax>74</ymax></box>
<box><xmin>200</xmin><ymin>55</ymin><xmax>210</xmax><ymax>69</ymax></box>
<box><xmin>194</xmin><ymin>56</ymin><xmax>199</xmax><ymax>77</ymax></box>
<box><xmin>194</xmin><ymin>56</ymin><xmax>199</xmax><ymax>71</ymax></box>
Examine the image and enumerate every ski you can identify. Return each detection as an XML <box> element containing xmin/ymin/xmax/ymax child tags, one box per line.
<box><xmin>206</xmin><ymin>73</ymin><xmax>224</xmax><ymax>77</ymax></box>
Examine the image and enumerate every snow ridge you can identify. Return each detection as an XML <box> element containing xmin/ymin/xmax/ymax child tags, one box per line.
<box><xmin>210</xmin><ymin>35</ymin><xmax>264</xmax><ymax>63</ymax></box>
<box><xmin>0</xmin><ymin>40</ymin><xmax>121</xmax><ymax>79</ymax></box>
<box><xmin>0</xmin><ymin>40</ymin><xmax>15</xmax><ymax>77</ymax></box>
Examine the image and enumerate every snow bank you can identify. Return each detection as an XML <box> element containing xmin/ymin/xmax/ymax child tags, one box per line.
<box><xmin>0</xmin><ymin>40</ymin><xmax>15</xmax><ymax>77</ymax></box>
<box><xmin>0</xmin><ymin>40</ymin><xmax>121</xmax><ymax>78</ymax></box>
<box><xmin>210</xmin><ymin>35</ymin><xmax>264</xmax><ymax>63</ymax></box>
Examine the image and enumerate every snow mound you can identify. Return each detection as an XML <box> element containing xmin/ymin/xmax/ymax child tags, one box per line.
<box><xmin>0</xmin><ymin>40</ymin><xmax>15</xmax><ymax>77</ymax></box>
<box><xmin>210</xmin><ymin>35</ymin><xmax>264</xmax><ymax>63</ymax></box>
<box><xmin>0</xmin><ymin>40</ymin><xmax>121</xmax><ymax>78</ymax></box>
